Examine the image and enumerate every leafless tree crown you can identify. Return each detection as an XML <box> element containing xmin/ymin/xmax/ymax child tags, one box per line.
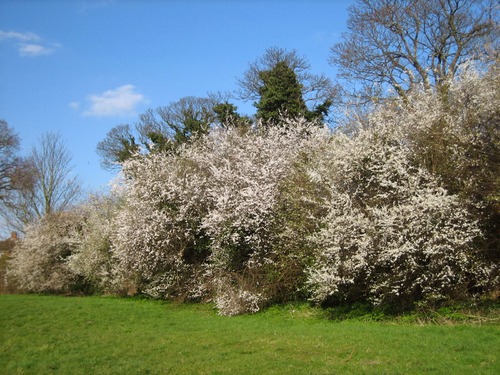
<box><xmin>330</xmin><ymin>0</ymin><xmax>499</xmax><ymax>103</ymax></box>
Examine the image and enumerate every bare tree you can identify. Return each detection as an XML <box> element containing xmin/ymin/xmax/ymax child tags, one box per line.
<box><xmin>330</xmin><ymin>0</ymin><xmax>499</xmax><ymax>104</ymax></box>
<box><xmin>236</xmin><ymin>47</ymin><xmax>337</xmax><ymax>110</ymax></box>
<box><xmin>0</xmin><ymin>120</ymin><xmax>26</xmax><ymax>201</ymax></box>
<box><xmin>0</xmin><ymin>121</ymin><xmax>34</xmax><ymax>234</ymax></box>
<box><xmin>2</xmin><ymin>132</ymin><xmax>82</xmax><ymax>232</ymax></box>
<box><xmin>0</xmin><ymin>120</ymin><xmax>19</xmax><ymax>197</ymax></box>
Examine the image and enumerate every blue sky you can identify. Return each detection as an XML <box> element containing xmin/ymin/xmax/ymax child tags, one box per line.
<box><xmin>0</xmin><ymin>0</ymin><xmax>353</xmax><ymax>193</ymax></box>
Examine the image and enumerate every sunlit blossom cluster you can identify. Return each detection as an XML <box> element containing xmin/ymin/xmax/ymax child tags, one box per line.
<box><xmin>305</xmin><ymin>120</ymin><xmax>486</xmax><ymax>307</ymax></box>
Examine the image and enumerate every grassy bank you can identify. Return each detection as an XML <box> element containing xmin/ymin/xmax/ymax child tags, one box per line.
<box><xmin>1</xmin><ymin>295</ymin><xmax>499</xmax><ymax>374</ymax></box>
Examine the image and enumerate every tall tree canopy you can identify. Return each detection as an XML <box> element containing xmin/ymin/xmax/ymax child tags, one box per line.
<box><xmin>97</xmin><ymin>96</ymin><xmax>238</xmax><ymax>169</ymax></box>
<box><xmin>137</xmin><ymin>96</ymin><xmax>218</xmax><ymax>150</ymax></box>
<box><xmin>212</xmin><ymin>102</ymin><xmax>251</xmax><ymax>128</ymax></box>
<box><xmin>330</xmin><ymin>0</ymin><xmax>499</xmax><ymax>104</ymax></box>
<box><xmin>0</xmin><ymin>120</ymin><xmax>23</xmax><ymax>201</ymax></box>
<box><xmin>2</xmin><ymin>132</ymin><xmax>81</xmax><ymax>232</ymax></box>
<box><xmin>238</xmin><ymin>47</ymin><xmax>335</xmax><ymax>123</ymax></box>
<box><xmin>255</xmin><ymin>61</ymin><xmax>308</xmax><ymax>123</ymax></box>
<box><xmin>254</xmin><ymin>61</ymin><xmax>332</xmax><ymax>124</ymax></box>
<box><xmin>96</xmin><ymin>124</ymin><xmax>140</xmax><ymax>171</ymax></box>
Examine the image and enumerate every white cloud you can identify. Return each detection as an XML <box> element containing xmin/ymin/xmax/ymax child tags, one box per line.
<box><xmin>69</xmin><ymin>102</ymin><xmax>80</xmax><ymax>111</ymax></box>
<box><xmin>19</xmin><ymin>43</ymin><xmax>55</xmax><ymax>57</ymax></box>
<box><xmin>82</xmin><ymin>85</ymin><xmax>147</xmax><ymax>117</ymax></box>
<box><xmin>0</xmin><ymin>30</ymin><xmax>41</xmax><ymax>42</ymax></box>
<box><xmin>0</xmin><ymin>30</ymin><xmax>60</xmax><ymax>57</ymax></box>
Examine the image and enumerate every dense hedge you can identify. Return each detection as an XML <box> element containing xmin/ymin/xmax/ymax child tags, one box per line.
<box><xmin>8</xmin><ymin>64</ymin><xmax>499</xmax><ymax>314</ymax></box>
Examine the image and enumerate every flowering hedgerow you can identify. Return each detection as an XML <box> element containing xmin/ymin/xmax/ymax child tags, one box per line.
<box><xmin>8</xmin><ymin>63</ymin><xmax>499</xmax><ymax>314</ymax></box>
<box><xmin>305</xmin><ymin>92</ymin><xmax>494</xmax><ymax>308</ymax></box>
<box><xmin>113</xmin><ymin>120</ymin><xmax>330</xmax><ymax>314</ymax></box>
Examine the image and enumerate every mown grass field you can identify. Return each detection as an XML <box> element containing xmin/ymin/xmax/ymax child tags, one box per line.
<box><xmin>0</xmin><ymin>295</ymin><xmax>499</xmax><ymax>374</ymax></box>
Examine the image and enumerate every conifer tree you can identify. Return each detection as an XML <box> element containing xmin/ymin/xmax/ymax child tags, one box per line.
<box><xmin>255</xmin><ymin>61</ymin><xmax>330</xmax><ymax>124</ymax></box>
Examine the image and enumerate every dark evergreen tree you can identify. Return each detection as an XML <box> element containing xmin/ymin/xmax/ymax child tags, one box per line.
<box><xmin>255</xmin><ymin>61</ymin><xmax>307</xmax><ymax>124</ymax></box>
<box><xmin>255</xmin><ymin>61</ymin><xmax>331</xmax><ymax>124</ymax></box>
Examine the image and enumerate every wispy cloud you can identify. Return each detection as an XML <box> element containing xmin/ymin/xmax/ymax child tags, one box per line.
<box><xmin>68</xmin><ymin>102</ymin><xmax>80</xmax><ymax>111</ymax></box>
<box><xmin>19</xmin><ymin>43</ymin><xmax>60</xmax><ymax>57</ymax></box>
<box><xmin>76</xmin><ymin>85</ymin><xmax>148</xmax><ymax>117</ymax></box>
<box><xmin>0</xmin><ymin>30</ymin><xmax>61</xmax><ymax>57</ymax></box>
<box><xmin>0</xmin><ymin>30</ymin><xmax>41</xmax><ymax>42</ymax></box>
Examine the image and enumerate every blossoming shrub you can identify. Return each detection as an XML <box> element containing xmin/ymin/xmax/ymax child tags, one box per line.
<box><xmin>367</xmin><ymin>62</ymin><xmax>500</xmax><ymax>262</ymax></box>
<box><xmin>266</xmin><ymin>136</ymin><xmax>334</xmax><ymax>303</ymax></box>
<box><xmin>111</xmin><ymin>148</ymin><xmax>211</xmax><ymax>300</ymax></box>
<box><xmin>67</xmin><ymin>195</ymin><xmax>127</xmax><ymax>294</ymax></box>
<box><xmin>423</xmin><ymin>64</ymin><xmax>499</xmax><ymax>262</ymax></box>
<box><xmin>113</xmin><ymin>121</ymin><xmax>331</xmax><ymax>314</ymax></box>
<box><xmin>194</xmin><ymin>123</ymin><xmax>330</xmax><ymax>314</ymax></box>
<box><xmin>305</xmin><ymin>100</ymin><xmax>492</xmax><ymax>309</ymax></box>
<box><xmin>8</xmin><ymin>211</ymin><xmax>85</xmax><ymax>293</ymax></box>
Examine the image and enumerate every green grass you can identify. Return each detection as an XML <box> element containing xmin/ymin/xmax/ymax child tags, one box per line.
<box><xmin>1</xmin><ymin>295</ymin><xmax>499</xmax><ymax>374</ymax></box>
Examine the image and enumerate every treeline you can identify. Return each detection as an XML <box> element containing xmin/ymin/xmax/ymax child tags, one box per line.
<box><xmin>2</xmin><ymin>0</ymin><xmax>499</xmax><ymax>314</ymax></box>
<box><xmin>95</xmin><ymin>47</ymin><xmax>335</xmax><ymax>171</ymax></box>
<box><xmin>7</xmin><ymin>64</ymin><xmax>500</xmax><ymax>314</ymax></box>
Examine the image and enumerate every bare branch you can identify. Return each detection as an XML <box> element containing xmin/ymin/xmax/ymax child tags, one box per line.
<box><xmin>330</xmin><ymin>0</ymin><xmax>498</xmax><ymax>105</ymax></box>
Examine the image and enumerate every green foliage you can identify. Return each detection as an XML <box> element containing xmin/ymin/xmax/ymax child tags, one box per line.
<box><xmin>138</xmin><ymin>96</ymin><xmax>217</xmax><ymax>151</ymax></box>
<box><xmin>173</xmin><ymin>110</ymin><xmax>209</xmax><ymax>145</ymax></box>
<box><xmin>145</xmin><ymin>131</ymin><xmax>173</xmax><ymax>153</ymax></box>
<box><xmin>237</xmin><ymin>46</ymin><xmax>335</xmax><ymax>125</ymax></box>
<box><xmin>98</xmin><ymin>96</ymin><xmax>225</xmax><ymax>169</ymax></box>
<box><xmin>306</xmin><ymin>98</ymin><xmax>332</xmax><ymax>123</ymax></box>
<box><xmin>255</xmin><ymin>61</ymin><xmax>308</xmax><ymax>124</ymax></box>
<box><xmin>213</xmin><ymin>101</ymin><xmax>251</xmax><ymax>128</ymax></box>
<box><xmin>117</xmin><ymin>136</ymin><xmax>139</xmax><ymax>162</ymax></box>
<box><xmin>255</xmin><ymin>61</ymin><xmax>331</xmax><ymax>124</ymax></box>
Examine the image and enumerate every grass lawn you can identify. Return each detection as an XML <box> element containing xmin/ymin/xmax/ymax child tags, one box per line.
<box><xmin>0</xmin><ymin>295</ymin><xmax>499</xmax><ymax>374</ymax></box>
